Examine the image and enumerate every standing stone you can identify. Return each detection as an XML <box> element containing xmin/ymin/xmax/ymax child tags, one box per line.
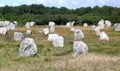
<box><xmin>95</xmin><ymin>26</ymin><xmax>101</xmax><ymax>36</ymax></box>
<box><xmin>50</xmin><ymin>26</ymin><xmax>55</xmax><ymax>33</ymax></box>
<box><xmin>74</xmin><ymin>29</ymin><xmax>84</xmax><ymax>40</ymax></box>
<box><xmin>26</xmin><ymin>30</ymin><xmax>31</xmax><ymax>35</ymax></box>
<box><xmin>43</xmin><ymin>28</ymin><xmax>49</xmax><ymax>35</ymax></box>
<box><xmin>14</xmin><ymin>32</ymin><xmax>24</xmax><ymax>41</ymax></box>
<box><xmin>73</xmin><ymin>41</ymin><xmax>88</xmax><ymax>56</ymax></box>
<box><xmin>71</xmin><ymin>21</ymin><xmax>75</xmax><ymax>26</ymax></box>
<box><xmin>0</xmin><ymin>21</ymin><xmax>4</xmax><ymax>26</ymax></box>
<box><xmin>0</xmin><ymin>21</ymin><xmax>3</xmax><ymax>26</ymax></box>
<box><xmin>99</xmin><ymin>31</ymin><xmax>109</xmax><ymax>41</ymax></box>
<box><xmin>4</xmin><ymin>21</ymin><xmax>10</xmax><ymax>27</ymax></box>
<box><xmin>113</xmin><ymin>23</ymin><xmax>120</xmax><ymax>31</ymax></box>
<box><xmin>13</xmin><ymin>21</ymin><xmax>18</xmax><ymax>26</ymax></box>
<box><xmin>49</xmin><ymin>22</ymin><xmax>55</xmax><ymax>33</ymax></box>
<box><xmin>0</xmin><ymin>27</ymin><xmax>7</xmax><ymax>35</ymax></box>
<box><xmin>70</xmin><ymin>28</ymin><xmax>75</xmax><ymax>32</ymax></box>
<box><xmin>30</xmin><ymin>22</ymin><xmax>35</xmax><ymax>26</ymax></box>
<box><xmin>98</xmin><ymin>19</ymin><xmax>105</xmax><ymax>29</ymax></box>
<box><xmin>8</xmin><ymin>23</ymin><xmax>15</xmax><ymax>30</ymax></box>
<box><xmin>66</xmin><ymin>21</ymin><xmax>75</xmax><ymax>28</ymax></box>
<box><xmin>0</xmin><ymin>21</ymin><xmax>9</xmax><ymax>27</ymax></box>
<box><xmin>52</xmin><ymin>35</ymin><xmax>64</xmax><ymax>47</ymax></box>
<box><xmin>113</xmin><ymin>23</ymin><xmax>117</xmax><ymax>27</ymax></box>
<box><xmin>83</xmin><ymin>23</ymin><xmax>88</xmax><ymax>27</ymax></box>
<box><xmin>19</xmin><ymin>38</ymin><xmax>37</xmax><ymax>57</ymax></box>
<box><xmin>66</xmin><ymin>22</ymin><xmax>71</xmax><ymax>28</ymax></box>
<box><xmin>25</xmin><ymin>22</ymin><xmax>35</xmax><ymax>28</ymax></box>
<box><xmin>90</xmin><ymin>25</ymin><xmax>96</xmax><ymax>31</ymax></box>
<box><xmin>105</xmin><ymin>20</ymin><xmax>111</xmax><ymax>28</ymax></box>
<box><xmin>25</xmin><ymin>22</ymin><xmax>30</xmax><ymax>28</ymax></box>
<box><xmin>48</xmin><ymin>34</ymin><xmax>58</xmax><ymax>41</ymax></box>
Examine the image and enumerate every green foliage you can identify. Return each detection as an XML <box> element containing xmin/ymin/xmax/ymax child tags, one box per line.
<box><xmin>0</xmin><ymin>4</ymin><xmax>120</xmax><ymax>26</ymax></box>
<box><xmin>81</xmin><ymin>13</ymin><xmax>101</xmax><ymax>25</ymax></box>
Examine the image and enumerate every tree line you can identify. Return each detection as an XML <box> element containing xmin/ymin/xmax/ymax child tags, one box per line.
<box><xmin>0</xmin><ymin>4</ymin><xmax>120</xmax><ymax>26</ymax></box>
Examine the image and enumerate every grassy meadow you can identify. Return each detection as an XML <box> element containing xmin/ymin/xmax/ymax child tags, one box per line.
<box><xmin>0</xmin><ymin>25</ymin><xmax>120</xmax><ymax>71</ymax></box>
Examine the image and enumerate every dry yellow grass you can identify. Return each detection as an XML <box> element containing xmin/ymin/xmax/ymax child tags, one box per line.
<box><xmin>45</xmin><ymin>53</ymin><xmax>120</xmax><ymax>71</ymax></box>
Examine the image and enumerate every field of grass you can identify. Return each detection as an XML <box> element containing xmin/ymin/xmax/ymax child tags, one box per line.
<box><xmin>0</xmin><ymin>25</ymin><xmax>120</xmax><ymax>71</ymax></box>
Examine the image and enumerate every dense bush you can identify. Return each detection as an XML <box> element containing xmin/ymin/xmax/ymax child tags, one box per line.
<box><xmin>0</xmin><ymin>4</ymin><xmax>120</xmax><ymax>26</ymax></box>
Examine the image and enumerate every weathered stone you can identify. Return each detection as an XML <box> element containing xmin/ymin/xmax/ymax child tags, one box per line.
<box><xmin>0</xmin><ymin>27</ymin><xmax>7</xmax><ymax>35</ymax></box>
<box><xmin>14</xmin><ymin>32</ymin><xmax>24</xmax><ymax>41</ymax></box>
<box><xmin>49</xmin><ymin>22</ymin><xmax>55</xmax><ymax>26</ymax></box>
<box><xmin>49</xmin><ymin>22</ymin><xmax>55</xmax><ymax>33</ymax></box>
<box><xmin>43</xmin><ymin>28</ymin><xmax>49</xmax><ymax>35</ymax></box>
<box><xmin>71</xmin><ymin>21</ymin><xmax>75</xmax><ymax>26</ymax></box>
<box><xmin>95</xmin><ymin>26</ymin><xmax>101</xmax><ymax>36</ymax></box>
<box><xmin>83</xmin><ymin>23</ymin><xmax>88</xmax><ymax>27</ymax></box>
<box><xmin>0</xmin><ymin>21</ymin><xmax>4</xmax><ymax>26</ymax></box>
<box><xmin>66</xmin><ymin>22</ymin><xmax>71</xmax><ymax>28</ymax></box>
<box><xmin>74</xmin><ymin>29</ymin><xmax>84</xmax><ymax>40</ymax></box>
<box><xmin>66</xmin><ymin>21</ymin><xmax>75</xmax><ymax>28</ymax></box>
<box><xmin>113</xmin><ymin>23</ymin><xmax>120</xmax><ymax>31</ymax></box>
<box><xmin>26</xmin><ymin>22</ymin><xmax>30</xmax><ymax>28</ymax></box>
<box><xmin>0</xmin><ymin>21</ymin><xmax>10</xmax><ymax>27</ymax></box>
<box><xmin>52</xmin><ymin>35</ymin><xmax>64</xmax><ymax>47</ymax></box>
<box><xmin>99</xmin><ymin>31</ymin><xmax>109</xmax><ymax>41</ymax></box>
<box><xmin>90</xmin><ymin>25</ymin><xmax>96</xmax><ymax>31</ymax></box>
<box><xmin>73</xmin><ymin>41</ymin><xmax>88</xmax><ymax>56</ymax></box>
<box><xmin>48</xmin><ymin>34</ymin><xmax>58</xmax><ymax>41</ymax></box>
<box><xmin>13</xmin><ymin>21</ymin><xmax>18</xmax><ymax>26</ymax></box>
<box><xmin>26</xmin><ymin>30</ymin><xmax>31</xmax><ymax>35</ymax></box>
<box><xmin>19</xmin><ymin>38</ymin><xmax>37</xmax><ymax>57</ymax></box>
<box><xmin>50</xmin><ymin>26</ymin><xmax>55</xmax><ymax>33</ymax></box>
<box><xmin>98</xmin><ymin>19</ymin><xmax>105</xmax><ymax>29</ymax></box>
<box><xmin>70</xmin><ymin>28</ymin><xmax>75</xmax><ymax>32</ymax></box>
<box><xmin>105</xmin><ymin>20</ymin><xmax>111</xmax><ymax>28</ymax></box>
<box><xmin>7</xmin><ymin>23</ymin><xmax>15</xmax><ymax>30</ymax></box>
<box><xmin>25</xmin><ymin>22</ymin><xmax>35</xmax><ymax>28</ymax></box>
<box><xmin>4</xmin><ymin>21</ymin><xmax>10</xmax><ymax>27</ymax></box>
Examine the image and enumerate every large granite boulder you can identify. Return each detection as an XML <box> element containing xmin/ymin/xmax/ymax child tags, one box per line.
<box><xmin>73</xmin><ymin>41</ymin><xmax>88</xmax><ymax>56</ymax></box>
<box><xmin>99</xmin><ymin>32</ymin><xmax>109</xmax><ymax>41</ymax></box>
<box><xmin>14</xmin><ymin>32</ymin><xmax>24</xmax><ymax>41</ymax></box>
<box><xmin>19</xmin><ymin>38</ymin><xmax>37</xmax><ymax>57</ymax></box>
<box><xmin>113</xmin><ymin>23</ymin><xmax>120</xmax><ymax>31</ymax></box>
<box><xmin>74</xmin><ymin>29</ymin><xmax>84</xmax><ymax>40</ymax></box>
<box><xmin>52</xmin><ymin>35</ymin><xmax>64</xmax><ymax>47</ymax></box>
